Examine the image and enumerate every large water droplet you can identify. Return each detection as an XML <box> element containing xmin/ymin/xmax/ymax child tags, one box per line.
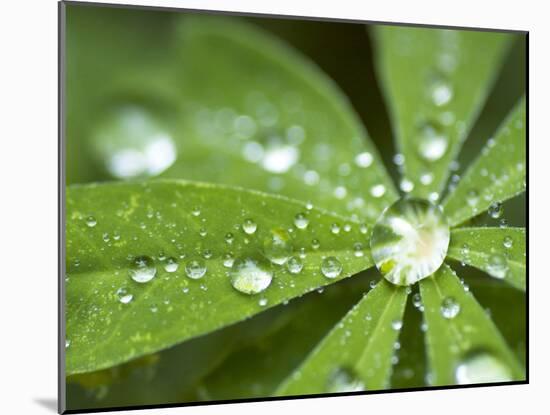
<box><xmin>286</xmin><ymin>256</ymin><xmax>304</xmax><ymax>274</ymax></box>
<box><xmin>370</xmin><ymin>198</ymin><xmax>450</xmax><ymax>286</ymax></box>
<box><xmin>185</xmin><ymin>258</ymin><xmax>207</xmax><ymax>280</ymax></box>
<box><xmin>230</xmin><ymin>256</ymin><xmax>273</xmax><ymax>295</ymax></box>
<box><xmin>129</xmin><ymin>256</ymin><xmax>156</xmax><ymax>283</ymax></box>
<box><xmin>455</xmin><ymin>352</ymin><xmax>513</xmax><ymax>384</ymax></box>
<box><xmin>263</xmin><ymin>228</ymin><xmax>292</xmax><ymax>265</ymax></box>
<box><xmin>321</xmin><ymin>257</ymin><xmax>342</xmax><ymax>279</ymax></box>
<box><xmin>326</xmin><ymin>367</ymin><xmax>365</xmax><ymax>393</ymax></box>
<box><xmin>93</xmin><ymin>107</ymin><xmax>176</xmax><ymax>179</ymax></box>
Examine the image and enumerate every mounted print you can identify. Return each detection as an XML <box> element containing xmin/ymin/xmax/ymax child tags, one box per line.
<box><xmin>59</xmin><ymin>1</ymin><xmax>527</xmax><ymax>413</ymax></box>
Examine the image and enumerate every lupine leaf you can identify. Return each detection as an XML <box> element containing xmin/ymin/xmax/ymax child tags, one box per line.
<box><xmin>447</xmin><ymin>227</ymin><xmax>525</xmax><ymax>290</ymax></box>
<box><xmin>419</xmin><ymin>264</ymin><xmax>524</xmax><ymax>386</ymax></box>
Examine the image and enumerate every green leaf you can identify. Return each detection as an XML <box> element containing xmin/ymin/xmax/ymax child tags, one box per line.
<box><xmin>447</xmin><ymin>227</ymin><xmax>525</xmax><ymax>291</ymax></box>
<box><xmin>374</xmin><ymin>26</ymin><xmax>512</xmax><ymax>199</ymax></box>
<box><xmin>160</xmin><ymin>16</ymin><xmax>397</xmax><ymax>222</ymax></box>
<box><xmin>192</xmin><ymin>272</ymin><xmax>374</xmax><ymax>400</ymax></box>
<box><xmin>66</xmin><ymin>180</ymin><xmax>373</xmax><ymax>375</ymax></box>
<box><xmin>419</xmin><ymin>264</ymin><xmax>524</xmax><ymax>386</ymax></box>
<box><xmin>443</xmin><ymin>97</ymin><xmax>526</xmax><ymax>226</ymax></box>
<box><xmin>276</xmin><ymin>280</ymin><xmax>408</xmax><ymax>395</ymax></box>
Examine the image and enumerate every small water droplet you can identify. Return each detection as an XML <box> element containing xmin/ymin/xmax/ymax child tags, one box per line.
<box><xmin>429</xmin><ymin>75</ymin><xmax>454</xmax><ymax>107</ymax></box>
<box><xmin>412</xmin><ymin>293</ymin><xmax>422</xmax><ymax>309</ymax></box>
<box><xmin>455</xmin><ymin>352</ymin><xmax>513</xmax><ymax>384</ymax></box>
<box><xmin>242</xmin><ymin>218</ymin><xmax>257</xmax><ymax>235</ymax></box>
<box><xmin>441</xmin><ymin>297</ymin><xmax>460</xmax><ymax>319</ymax></box>
<box><xmin>391</xmin><ymin>319</ymin><xmax>403</xmax><ymax>330</ymax></box>
<box><xmin>185</xmin><ymin>258</ymin><xmax>207</xmax><ymax>280</ymax></box>
<box><xmin>65</xmin><ymin>339</ymin><xmax>71</xmax><ymax>349</ymax></box>
<box><xmin>258</xmin><ymin>298</ymin><xmax>268</xmax><ymax>307</ymax></box>
<box><xmin>286</xmin><ymin>256</ymin><xmax>304</xmax><ymax>274</ymax></box>
<box><xmin>461</xmin><ymin>243</ymin><xmax>470</xmax><ymax>256</ymax></box>
<box><xmin>86</xmin><ymin>216</ymin><xmax>97</xmax><ymax>227</ymax></box>
<box><xmin>420</xmin><ymin>172</ymin><xmax>434</xmax><ymax>186</ymax></box>
<box><xmin>164</xmin><ymin>257</ymin><xmax>179</xmax><ymax>273</ymax></box>
<box><xmin>321</xmin><ymin>257</ymin><xmax>342</xmax><ymax>279</ymax></box>
<box><xmin>311</xmin><ymin>239</ymin><xmax>320</xmax><ymax>250</ymax></box>
<box><xmin>225</xmin><ymin>232</ymin><xmax>234</xmax><ymax>244</ymax></box>
<box><xmin>326</xmin><ymin>367</ymin><xmax>365</xmax><ymax>393</ymax></box>
<box><xmin>503</xmin><ymin>236</ymin><xmax>513</xmax><ymax>249</ymax></box>
<box><xmin>330</xmin><ymin>223</ymin><xmax>341</xmax><ymax>234</ymax></box>
<box><xmin>400</xmin><ymin>178</ymin><xmax>414</xmax><ymax>193</ymax></box>
<box><xmin>353</xmin><ymin>242</ymin><xmax>364</xmax><ymax>257</ymax></box>
<box><xmin>487</xmin><ymin>254</ymin><xmax>508</xmax><ymax>279</ymax></box>
<box><xmin>488</xmin><ymin>202</ymin><xmax>503</xmax><ymax>219</ymax></box>
<box><xmin>191</xmin><ymin>206</ymin><xmax>201</xmax><ymax>217</ymax></box>
<box><xmin>354</xmin><ymin>152</ymin><xmax>373</xmax><ymax>168</ymax></box>
<box><xmin>223</xmin><ymin>253</ymin><xmax>235</xmax><ymax>268</ymax></box>
<box><xmin>230</xmin><ymin>256</ymin><xmax>273</xmax><ymax>295</ymax></box>
<box><xmin>418</xmin><ymin>122</ymin><xmax>448</xmax><ymax>162</ymax></box>
<box><xmin>116</xmin><ymin>287</ymin><xmax>133</xmax><ymax>304</ymax></box>
<box><xmin>467</xmin><ymin>190</ymin><xmax>479</xmax><ymax>207</ymax></box>
<box><xmin>129</xmin><ymin>256</ymin><xmax>156</xmax><ymax>283</ymax></box>
<box><xmin>263</xmin><ymin>228</ymin><xmax>292</xmax><ymax>265</ymax></box>
<box><xmin>294</xmin><ymin>213</ymin><xmax>309</xmax><ymax>229</ymax></box>
<box><xmin>199</xmin><ymin>227</ymin><xmax>207</xmax><ymax>237</ymax></box>
<box><xmin>370</xmin><ymin>184</ymin><xmax>386</xmax><ymax>198</ymax></box>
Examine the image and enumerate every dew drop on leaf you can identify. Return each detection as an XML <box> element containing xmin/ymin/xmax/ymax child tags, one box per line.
<box><xmin>129</xmin><ymin>256</ymin><xmax>156</xmax><ymax>283</ymax></box>
<box><xmin>164</xmin><ymin>257</ymin><xmax>178</xmax><ymax>273</ymax></box>
<box><xmin>86</xmin><ymin>216</ymin><xmax>97</xmax><ymax>228</ymax></box>
<box><xmin>370</xmin><ymin>198</ymin><xmax>450</xmax><ymax>286</ymax></box>
<box><xmin>440</xmin><ymin>296</ymin><xmax>460</xmax><ymax>319</ymax></box>
<box><xmin>488</xmin><ymin>202</ymin><xmax>503</xmax><ymax>219</ymax></box>
<box><xmin>455</xmin><ymin>352</ymin><xmax>513</xmax><ymax>384</ymax></box>
<box><xmin>116</xmin><ymin>287</ymin><xmax>133</xmax><ymax>304</ymax></box>
<box><xmin>286</xmin><ymin>256</ymin><xmax>304</xmax><ymax>274</ymax></box>
<box><xmin>185</xmin><ymin>258</ymin><xmax>207</xmax><ymax>280</ymax></box>
<box><xmin>326</xmin><ymin>367</ymin><xmax>365</xmax><ymax>393</ymax></box>
<box><xmin>417</xmin><ymin>122</ymin><xmax>448</xmax><ymax>162</ymax></box>
<box><xmin>230</xmin><ymin>256</ymin><xmax>273</xmax><ymax>295</ymax></box>
<box><xmin>391</xmin><ymin>319</ymin><xmax>403</xmax><ymax>330</ymax></box>
<box><xmin>330</xmin><ymin>223</ymin><xmax>341</xmax><ymax>234</ymax></box>
<box><xmin>263</xmin><ymin>228</ymin><xmax>292</xmax><ymax>265</ymax></box>
<box><xmin>487</xmin><ymin>254</ymin><xmax>508</xmax><ymax>279</ymax></box>
<box><xmin>294</xmin><ymin>213</ymin><xmax>309</xmax><ymax>229</ymax></box>
<box><xmin>321</xmin><ymin>256</ymin><xmax>342</xmax><ymax>279</ymax></box>
<box><xmin>354</xmin><ymin>151</ymin><xmax>373</xmax><ymax>168</ymax></box>
<box><xmin>503</xmin><ymin>236</ymin><xmax>513</xmax><ymax>249</ymax></box>
<box><xmin>242</xmin><ymin>218</ymin><xmax>257</xmax><ymax>235</ymax></box>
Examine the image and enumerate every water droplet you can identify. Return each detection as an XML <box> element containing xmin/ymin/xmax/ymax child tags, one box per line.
<box><xmin>321</xmin><ymin>257</ymin><xmax>342</xmax><ymax>279</ymax></box>
<box><xmin>223</xmin><ymin>253</ymin><xmax>235</xmax><ymax>268</ymax></box>
<box><xmin>199</xmin><ymin>228</ymin><xmax>207</xmax><ymax>237</ymax></box>
<box><xmin>263</xmin><ymin>228</ymin><xmax>292</xmax><ymax>265</ymax></box>
<box><xmin>412</xmin><ymin>293</ymin><xmax>422</xmax><ymax>309</ymax></box>
<box><xmin>326</xmin><ymin>367</ymin><xmax>365</xmax><ymax>393</ymax></box>
<box><xmin>400</xmin><ymin>178</ymin><xmax>414</xmax><ymax>193</ymax></box>
<box><xmin>202</xmin><ymin>249</ymin><xmax>213</xmax><ymax>259</ymax></box>
<box><xmin>370</xmin><ymin>184</ymin><xmax>386</xmax><ymax>198</ymax></box>
<box><xmin>225</xmin><ymin>232</ymin><xmax>234</xmax><ymax>244</ymax></box>
<box><xmin>354</xmin><ymin>152</ymin><xmax>373</xmax><ymax>168</ymax></box>
<box><xmin>261</xmin><ymin>142</ymin><xmax>299</xmax><ymax>174</ymax></box>
<box><xmin>286</xmin><ymin>256</ymin><xmax>304</xmax><ymax>274</ymax></box>
<box><xmin>487</xmin><ymin>254</ymin><xmax>508</xmax><ymax>279</ymax></box>
<box><xmin>164</xmin><ymin>257</ymin><xmax>179</xmax><ymax>273</ymax></box>
<box><xmin>369</xmin><ymin>279</ymin><xmax>377</xmax><ymax>289</ymax></box>
<box><xmin>306</xmin><ymin>201</ymin><xmax>313</xmax><ymax>210</ymax></box>
<box><xmin>185</xmin><ymin>258</ymin><xmax>207</xmax><ymax>280</ymax></box>
<box><xmin>391</xmin><ymin>319</ymin><xmax>403</xmax><ymax>330</ymax></box>
<box><xmin>150</xmin><ymin>304</ymin><xmax>158</xmax><ymax>313</ymax></box>
<box><xmin>503</xmin><ymin>236</ymin><xmax>513</xmax><ymax>249</ymax></box>
<box><xmin>242</xmin><ymin>218</ymin><xmax>257</xmax><ymax>235</ymax></box>
<box><xmin>393</xmin><ymin>153</ymin><xmax>405</xmax><ymax>166</ymax></box>
<box><xmin>65</xmin><ymin>339</ymin><xmax>71</xmax><ymax>349</ymax></box>
<box><xmin>418</xmin><ymin>122</ymin><xmax>448</xmax><ymax>162</ymax></box>
<box><xmin>370</xmin><ymin>198</ymin><xmax>450</xmax><ymax>286</ymax></box>
<box><xmin>420</xmin><ymin>172</ymin><xmax>434</xmax><ymax>186</ymax></box>
<box><xmin>116</xmin><ymin>287</ymin><xmax>133</xmax><ymax>304</ymax></box>
<box><xmin>488</xmin><ymin>202</ymin><xmax>503</xmax><ymax>219</ymax></box>
<box><xmin>359</xmin><ymin>223</ymin><xmax>368</xmax><ymax>234</ymax></box>
<box><xmin>191</xmin><ymin>206</ymin><xmax>201</xmax><ymax>217</ymax></box>
<box><xmin>294</xmin><ymin>213</ymin><xmax>309</xmax><ymax>229</ymax></box>
<box><xmin>94</xmin><ymin>107</ymin><xmax>177</xmax><ymax>179</ymax></box>
<box><xmin>461</xmin><ymin>243</ymin><xmax>470</xmax><ymax>256</ymax></box>
<box><xmin>311</xmin><ymin>239</ymin><xmax>320</xmax><ymax>250</ymax></box>
<box><xmin>429</xmin><ymin>76</ymin><xmax>454</xmax><ymax>106</ymax></box>
<box><xmin>330</xmin><ymin>223</ymin><xmax>341</xmax><ymax>234</ymax></box>
<box><xmin>86</xmin><ymin>216</ymin><xmax>97</xmax><ymax>227</ymax></box>
<box><xmin>230</xmin><ymin>256</ymin><xmax>273</xmax><ymax>295</ymax></box>
<box><xmin>258</xmin><ymin>298</ymin><xmax>268</xmax><ymax>307</ymax></box>
<box><xmin>353</xmin><ymin>242</ymin><xmax>364</xmax><ymax>257</ymax></box>
<box><xmin>441</xmin><ymin>297</ymin><xmax>460</xmax><ymax>319</ymax></box>
<box><xmin>129</xmin><ymin>256</ymin><xmax>157</xmax><ymax>283</ymax></box>
<box><xmin>455</xmin><ymin>352</ymin><xmax>513</xmax><ymax>384</ymax></box>
<box><xmin>467</xmin><ymin>190</ymin><xmax>479</xmax><ymax>207</ymax></box>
